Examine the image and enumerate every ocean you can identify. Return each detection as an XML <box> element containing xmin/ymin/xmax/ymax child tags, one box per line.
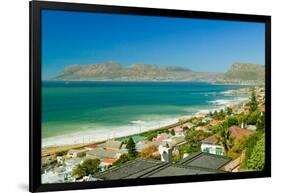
<box><xmin>42</xmin><ymin>81</ymin><xmax>247</xmax><ymax>147</ymax></box>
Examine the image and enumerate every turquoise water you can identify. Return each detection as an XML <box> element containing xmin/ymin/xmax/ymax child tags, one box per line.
<box><xmin>42</xmin><ymin>81</ymin><xmax>245</xmax><ymax>142</ymax></box>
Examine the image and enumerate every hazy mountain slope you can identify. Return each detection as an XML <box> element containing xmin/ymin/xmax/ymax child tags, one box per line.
<box><xmin>216</xmin><ymin>63</ymin><xmax>265</xmax><ymax>85</ymax></box>
<box><xmin>53</xmin><ymin>61</ymin><xmax>265</xmax><ymax>84</ymax></box>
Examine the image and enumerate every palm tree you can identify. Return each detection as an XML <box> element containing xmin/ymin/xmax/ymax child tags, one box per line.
<box><xmin>215</xmin><ymin>124</ymin><xmax>234</xmax><ymax>154</ymax></box>
<box><xmin>237</xmin><ymin>113</ymin><xmax>246</xmax><ymax>129</ymax></box>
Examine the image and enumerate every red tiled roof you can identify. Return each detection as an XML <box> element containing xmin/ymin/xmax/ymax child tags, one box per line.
<box><xmin>201</xmin><ymin>136</ymin><xmax>218</xmax><ymax>144</ymax></box>
<box><xmin>102</xmin><ymin>158</ymin><xmax>116</xmax><ymax>165</ymax></box>
<box><xmin>229</xmin><ymin>126</ymin><xmax>252</xmax><ymax>138</ymax></box>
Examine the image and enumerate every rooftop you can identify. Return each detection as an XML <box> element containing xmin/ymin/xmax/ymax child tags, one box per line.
<box><xmin>229</xmin><ymin>126</ymin><xmax>252</xmax><ymax>138</ymax></box>
<box><xmin>201</xmin><ymin>136</ymin><xmax>218</xmax><ymax>145</ymax></box>
<box><xmin>86</xmin><ymin>148</ymin><xmax>127</xmax><ymax>159</ymax></box>
<box><xmin>95</xmin><ymin>152</ymin><xmax>230</xmax><ymax>180</ymax></box>
<box><xmin>177</xmin><ymin>152</ymin><xmax>231</xmax><ymax>170</ymax></box>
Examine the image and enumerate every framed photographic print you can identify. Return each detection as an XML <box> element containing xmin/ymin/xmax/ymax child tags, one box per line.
<box><xmin>30</xmin><ymin>1</ymin><xmax>271</xmax><ymax>192</ymax></box>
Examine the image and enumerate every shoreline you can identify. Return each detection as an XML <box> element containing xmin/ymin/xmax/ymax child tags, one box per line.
<box><xmin>41</xmin><ymin>92</ymin><xmax>249</xmax><ymax>156</ymax></box>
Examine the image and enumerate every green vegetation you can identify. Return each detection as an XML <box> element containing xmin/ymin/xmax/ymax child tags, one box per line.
<box><xmin>126</xmin><ymin>137</ymin><xmax>137</xmax><ymax>158</ymax></box>
<box><xmin>55</xmin><ymin>150</ymin><xmax>67</xmax><ymax>157</ymax></box>
<box><xmin>246</xmin><ymin>110</ymin><xmax>261</xmax><ymax>125</ymax></box>
<box><xmin>72</xmin><ymin>159</ymin><xmax>100</xmax><ymax>178</ymax></box>
<box><xmin>211</xmin><ymin>109</ymin><xmax>226</xmax><ymax>120</ymax></box>
<box><xmin>245</xmin><ymin>133</ymin><xmax>265</xmax><ymax>170</ymax></box>
<box><xmin>242</xmin><ymin>131</ymin><xmax>265</xmax><ymax>170</ymax></box>
<box><xmin>227</xmin><ymin>136</ymin><xmax>247</xmax><ymax>159</ymax></box>
<box><xmin>256</xmin><ymin>113</ymin><xmax>265</xmax><ymax>131</ymax></box>
<box><xmin>249</xmin><ymin>88</ymin><xmax>258</xmax><ymax>112</ymax></box>
<box><xmin>185</xmin><ymin>130</ymin><xmax>211</xmax><ymax>144</ymax></box>
<box><xmin>225</xmin><ymin>116</ymin><xmax>238</xmax><ymax>127</ymax></box>
<box><xmin>215</xmin><ymin>124</ymin><xmax>234</xmax><ymax>154</ymax></box>
<box><xmin>178</xmin><ymin>143</ymin><xmax>200</xmax><ymax>156</ymax></box>
<box><xmin>226</xmin><ymin>107</ymin><xmax>233</xmax><ymax>116</ymax></box>
<box><xmin>112</xmin><ymin>154</ymin><xmax>131</xmax><ymax>167</ymax></box>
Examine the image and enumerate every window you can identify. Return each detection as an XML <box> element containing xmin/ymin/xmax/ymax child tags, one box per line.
<box><xmin>216</xmin><ymin>147</ymin><xmax>223</xmax><ymax>155</ymax></box>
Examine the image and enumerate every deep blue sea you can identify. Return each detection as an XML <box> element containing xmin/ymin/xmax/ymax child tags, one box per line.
<box><xmin>42</xmin><ymin>81</ymin><xmax>246</xmax><ymax>146</ymax></box>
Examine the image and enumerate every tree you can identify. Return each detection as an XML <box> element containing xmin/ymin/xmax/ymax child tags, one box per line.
<box><xmin>72</xmin><ymin>165</ymin><xmax>86</xmax><ymax>178</ymax></box>
<box><xmin>72</xmin><ymin>158</ymin><xmax>100</xmax><ymax>178</ymax></box>
<box><xmin>126</xmin><ymin>137</ymin><xmax>137</xmax><ymax>158</ymax></box>
<box><xmin>170</xmin><ymin>129</ymin><xmax>175</xmax><ymax>136</ymax></box>
<box><xmin>246</xmin><ymin>110</ymin><xmax>260</xmax><ymax>125</ymax></box>
<box><xmin>226</xmin><ymin>107</ymin><xmax>233</xmax><ymax>116</ymax></box>
<box><xmin>237</xmin><ymin>113</ymin><xmax>246</xmax><ymax>128</ymax></box>
<box><xmin>215</xmin><ymin>124</ymin><xmax>234</xmax><ymax>154</ymax></box>
<box><xmin>219</xmin><ymin>109</ymin><xmax>226</xmax><ymax>120</ymax></box>
<box><xmin>249</xmin><ymin>88</ymin><xmax>258</xmax><ymax>112</ymax></box>
<box><xmin>256</xmin><ymin>113</ymin><xmax>265</xmax><ymax>131</ymax></box>
<box><xmin>185</xmin><ymin>130</ymin><xmax>209</xmax><ymax>144</ymax></box>
<box><xmin>226</xmin><ymin>116</ymin><xmax>238</xmax><ymax>127</ymax></box>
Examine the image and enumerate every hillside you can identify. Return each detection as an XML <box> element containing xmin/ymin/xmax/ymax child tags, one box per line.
<box><xmin>53</xmin><ymin>61</ymin><xmax>265</xmax><ymax>85</ymax></box>
<box><xmin>54</xmin><ymin>61</ymin><xmax>219</xmax><ymax>81</ymax></box>
<box><xmin>217</xmin><ymin>63</ymin><xmax>265</xmax><ymax>85</ymax></box>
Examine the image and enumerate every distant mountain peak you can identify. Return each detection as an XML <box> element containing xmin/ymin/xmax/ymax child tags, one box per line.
<box><xmin>53</xmin><ymin>62</ymin><xmax>264</xmax><ymax>85</ymax></box>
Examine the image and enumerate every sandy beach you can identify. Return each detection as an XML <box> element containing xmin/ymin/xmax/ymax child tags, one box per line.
<box><xmin>41</xmin><ymin>90</ymin><xmax>249</xmax><ymax>157</ymax></box>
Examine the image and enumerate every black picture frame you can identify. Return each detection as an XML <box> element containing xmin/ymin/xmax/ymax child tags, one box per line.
<box><xmin>29</xmin><ymin>1</ymin><xmax>271</xmax><ymax>192</ymax></box>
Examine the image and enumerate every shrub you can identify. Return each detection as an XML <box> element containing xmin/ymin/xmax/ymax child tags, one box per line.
<box><xmin>113</xmin><ymin>154</ymin><xmax>130</xmax><ymax>166</ymax></box>
<box><xmin>245</xmin><ymin>133</ymin><xmax>265</xmax><ymax>170</ymax></box>
<box><xmin>140</xmin><ymin>145</ymin><xmax>158</xmax><ymax>159</ymax></box>
<box><xmin>72</xmin><ymin>158</ymin><xmax>100</xmax><ymax>178</ymax></box>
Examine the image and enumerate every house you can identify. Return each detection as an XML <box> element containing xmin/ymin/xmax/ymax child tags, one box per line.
<box><xmin>86</xmin><ymin>147</ymin><xmax>127</xmax><ymax>160</ymax></box>
<box><xmin>42</xmin><ymin>171</ymin><xmax>65</xmax><ymax>184</ymax></box>
<box><xmin>178</xmin><ymin>116</ymin><xmax>191</xmax><ymax>123</ymax></box>
<box><xmin>167</xmin><ymin>136</ymin><xmax>186</xmax><ymax>147</ymax></box>
<box><xmin>67</xmin><ymin>148</ymin><xmax>88</xmax><ymax>158</ymax></box>
<box><xmin>42</xmin><ymin>156</ymin><xmax>56</xmax><ymax>167</ymax></box>
<box><xmin>210</xmin><ymin>120</ymin><xmax>223</xmax><ymax>126</ymax></box>
<box><xmin>195</xmin><ymin>111</ymin><xmax>208</xmax><ymax>118</ymax></box>
<box><xmin>200</xmin><ymin>136</ymin><xmax>224</xmax><ymax>156</ymax></box>
<box><xmin>182</xmin><ymin>122</ymin><xmax>195</xmax><ymax>129</ymax></box>
<box><xmin>169</xmin><ymin>127</ymin><xmax>184</xmax><ymax>136</ymax></box>
<box><xmin>153</xmin><ymin>133</ymin><xmax>171</xmax><ymax>142</ymax></box>
<box><xmin>136</xmin><ymin>140</ymin><xmax>168</xmax><ymax>152</ymax></box>
<box><xmin>104</xmin><ymin>140</ymin><xmax>123</xmax><ymax>150</ymax></box>
<box><xmin>246</xmin><ymin>125</ymin><xmax>257</xmax><ymax>131</ymax></box>
<box><xmin>195</xmin><ymin>125</ymin><xmax>211</xmax><ymax>132</ymax></box>
<box><xmin>56</xmin><ymin>156</ymin><xmax>64</xmax><ymax>164</ymax></box>
<box><xmin>222</xmin><ymin>156</ymin><xmax>242</xmax><ymax>172</ymax></box>
<box><xmin>202</xmin><ymin>117</ymin><xmax>213</xmax><ymax>123</ymax></box>
<box><xmin>94</xmin><ymin>152</ymin><xmax>231</xmax><ymax>180</ymax></box>
<box><xmin>229</xmin><ymin>126</ymin><xmax>252</xmax><ymax>139</ymax></box>
<box><xmin>99</xmin><ymin>158</ymin><xmax>116</xmax><ymax>171</ymax></box>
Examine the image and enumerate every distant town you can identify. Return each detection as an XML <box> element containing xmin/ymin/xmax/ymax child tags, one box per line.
<box><xmin>41</xmin><ymin>86</ymin><xmax>265</xmax><ymax>183</ymax></box>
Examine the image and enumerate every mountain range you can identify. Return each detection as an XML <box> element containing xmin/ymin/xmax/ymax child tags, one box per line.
<box><xmin>53</xmin><ymin>61</ymin><xmax>265</xmax><ymax>85</ymax></box>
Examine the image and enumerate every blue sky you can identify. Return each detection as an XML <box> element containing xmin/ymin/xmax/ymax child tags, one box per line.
<box><xmin>42</xmin><ymin>10</ymin><xmax>265</xmax><ymax>79</ymax></box>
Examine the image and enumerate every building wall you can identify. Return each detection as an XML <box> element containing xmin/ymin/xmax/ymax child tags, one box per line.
<box><xmin>201</xmin><ymin>143</ymin><xmax>224</xmax><ymax>156</ymax></box>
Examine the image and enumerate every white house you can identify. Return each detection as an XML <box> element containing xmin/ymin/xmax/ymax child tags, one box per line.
<box><xmin>200</xmin><ymin>136</ymin><xmax>224</xmax><ymax>156</ymax></box>
<box><xmin>67</xmin><ymin>148</ymin><xmax>88</xmax><ymax>158</ymax></box>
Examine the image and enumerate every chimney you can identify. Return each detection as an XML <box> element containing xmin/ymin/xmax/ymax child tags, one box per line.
<box><xmin>158</xmin><ymin>145</ymin><xmax>172</xmax><ymax>163</ymax></box>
